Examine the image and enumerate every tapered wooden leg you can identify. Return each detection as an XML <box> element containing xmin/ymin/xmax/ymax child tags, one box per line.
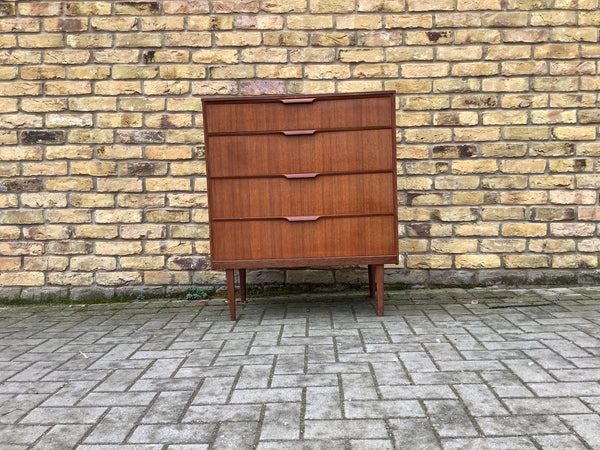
<box><xmin>368</xmin><ymin>265</ymin><xmax>375</xmax><ymax>299</ymax></box>
<box><xmin>226</xmin><ymin>269</ymin><xmax>236</xmax><ymax>321</ymax></box>
<box><xmin>375</xmin><ymin>264</ymin><xmax>384</xmax><ymax>317</ymax></box>
<box><xmin>239</xmin><ymin>269</ymin><xmax>246</xmax><ymax>303</ymax></box>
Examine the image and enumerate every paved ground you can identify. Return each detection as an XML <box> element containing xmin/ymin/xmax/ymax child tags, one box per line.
<box><xmin>1</xmin><ymin>286</ymin><xmax>600</xmax><ymax>449</ymax></box>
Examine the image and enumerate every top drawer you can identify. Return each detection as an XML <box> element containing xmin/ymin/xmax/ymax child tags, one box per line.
<box><xmin>203</xmin><ymin>93</ymin><xmax>395</xmax><ymax>134</ymax></box>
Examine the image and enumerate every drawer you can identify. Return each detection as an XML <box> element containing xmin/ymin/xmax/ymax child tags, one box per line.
<box><xmin>203</xmin><ymin>94</ymin><xmax>394</xmax><ymax>134</ymax></box>
<box><xmin>210</xmin><ymin>215</ymin><xmax>397</xmax><ymax>262</ymax></box>
<box><xmin>207</xmin><ymin>128</ymin><xmax>395</xmax><ymax>178</ymax></box>
<box><xmin>209</xmin><ymin>172</ymin><xmax>396</xmax><ymax>219</ymax></box>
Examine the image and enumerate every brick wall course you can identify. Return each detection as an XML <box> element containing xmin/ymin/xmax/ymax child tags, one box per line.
<box><xmin>1</xmin><ymin>1</ymin><xmax>600</xmax><ymax>300</ymax></box>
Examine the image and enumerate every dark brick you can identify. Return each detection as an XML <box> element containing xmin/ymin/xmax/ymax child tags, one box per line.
<box><xmin>0</xmin><ymin>3</ymin><xmax>15</xmax><ymax>16</ymax></box>
<box><xmin>0</xmin><ymin>178</ymin><xmax>42</xmax><ymax>193</ymax></box>
<box><xmin>116</xmin><ymin>130</ymin><xmax>165</xmax><ymax>144</ymax></box>
<box><xmin>116</xmin><ymin>1</ymin><xmax>160</xmax><ymax>14</ymax></box>
<box><xmin>529</xmin><ymin>207</ymin><xmax>576</xmax><ymax>222</ymax></box>
<box><xmin>433</xmin><ymin>145</ymin><xmax>476</xmax><ymax>159</ymax></box>
<box><xmin>21</xmin><ymin>131</ymin><xmax>66</xmax><ymax>145</ymax></box>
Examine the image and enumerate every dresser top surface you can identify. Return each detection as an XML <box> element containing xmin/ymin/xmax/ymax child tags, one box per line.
<box><xmin>201</xmin><ymin>90</ymin><xmax>396</xmax><ymax>105</ymax></box>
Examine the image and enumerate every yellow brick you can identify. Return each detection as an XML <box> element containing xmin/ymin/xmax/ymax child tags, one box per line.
<box><xmin>96</xmin><ymin>178</ymin><xmax>143</xmax><ymax>193</ymax></box>
<box><xmin>432</xmin><ymin>239</ymin><xmax>478</xmax><ymax>253</ymax></box>
<box><xmin>504</xmin><ymin>255</ymin><xmax>550</xmax><ymax>269</ymax></box>
<box><xmin>24</xmin><ymin>225</ymin><xmax>70</xmax><ymax>240</ymax></box>
<box><xmin>531</xmin><ymin>110</ymin><xmax>577</xmax><ymax>124</ymax></box>
<box><xmin>145</xmin><ymin>240</ymin><xmax>193</xmax><ymax>254</ymax></box>
<box><xmin>405</xmin><ymin>30</ymin><xmax>452</xmax><ymax>45</ymax></box>
<box><xmin>70</xmin><ymin>256</ymin><xmax>116</xmax><ymax>271</ymax></box>
<box><xmin>146</xmin><ymin>178</ymin><xmax>191</xmax><ymax>192</ymax></box>
<box><xmin>434</xmin><ymin>111</ymin><xmax>478</xmax><ymax>126</ymax></box>
<box><xmin>91</xmin><ymin>17</ymin><xmax>136</xmax><ymax>31</ymax></box>
<box><xmin>93</xmin><ymin>49</ymin><xmax>139</xmax><ymax>64</ymax></box>
<box><xmin>97</xmin><ymin>113</ymin><xmax>143</xmax><ymax>128</ymax></box>
<box><xmin>482</xmin><ymin>143</ymin><xmax>527</xmax><ymax>158</ymax></box>
<box><xmin>19</xmin><ymin>34</ymin><xmax>64</xmax><ymax>48</ymax></box>
<box><xmin>530</xmin><ymin>239</ymin><xmax>575</xmax><ymax>254</ymax></box>
<box><xmin>21</xmin><ymin>66</ymin><xmax>65</xmax><ymax>80</ymax></box>
<box><xmin>553</xmin><ymin>254</ymin><xmax>597</xmax><ymax>269</ymax></box>
<box><xmin>192</xmin><ymin>49</ymin><xmax>239</xmax><ymax>64</ymax></box>
<box><xmin>70</xmin><ymin>194</ymin><xmax>115</xmax><ymax>208</ymax></box>
<box><xmin>456</xmin><ymin>255</ymin><xmax>501</xmax><ymax>269</ymax></box>
<box><xmin>97</xmin><ymin>272</ymin><xmax>142</xmax><ymax>286</ymax></box>
<box><xmin>22</xmin><ymin>162</ymin><xmax>68</xmax><ymax>176</ymax></box>
<box><xmin>46</xmin><ymin>145</ymin><xmax>93</xmax><ymax>160</ymax></box>
<box><xmin>165</xmin><ymin>32</ymin><xmax>211</xmax><ymax>47</ymax></box>
<box><xmin>483</xmin><ymin>78</ymin><xmax>529</xmax><ymax>92</ymax></box>
<box><xmin>502</xmin><ymin>223</ymin><xmax>547</xmax><ymax>237</ymax></box>
<box><xmin>95</xmin><ymin>81</ymin><xmax>142</xmax><ymax>95</ymax></box>
<box><xmin>112</xmin><ymin>66</ymin><xmax>158</xmax><ymax>80</ymax></box>
<box><xmin>46</xmin><ymin>178</ymin><xmax>93</xmax><ymax>192</ymax></box>
<box><xmin>454</xmin><ymin>127</ymin><xmax>501</xmax><ymax>142</ymax></box>
<box><xmin>452</xmin><ymin>160</ymin><xmax>497</xmax><ymax>174</ymax></box>
<box><xmin>144</xmin><ymin>80</ymin><xmax>189</xmax><ymax>95</ymax></box>
<box><xmin>65</xmin><ymin>1</ymin><xmax>112</xmax><ymax>15</ymax></box>
<box><xmin>503</xmin><ymin>126</ymin><xmax>549</xmax><ymax>141</ymax></box>
<box><xmin>146</xmin><ymin>145</ymin><xmax>192</xmax><ymax>160</ymax></box>
<box><xmin>481</xmin><ymin>207</ymin><xmax>525</xmax><ymax>221</ymax></box>
<box><xmin>159</xmin><ymin>65</ymin><xmax>206</xmax><ymax>79</ymax></box>
<box><xmin>96</xmin><ymin>209</ymin><xmax>143</xmax><ymax>224</ymax></box>
<box><xmin>46</xmin><ymin>113</ymin><xmax>94</xmax><ymax>129</ymax></box>
<box><xmin>46</xmin><ymin>209</ymin><xmax>91</xmax><ymax>224</ymax></box>
<box><xmin>553</xmin><ymin>126</ymin><xmax>597</xmax><ymax>141</ymax></box>
<box><xmin>287</xmin><ymin>15</ymin><xmax>332</xmax><ymax>29</ymax></box>
<box><xmin>501</xmin><ymin>191</ymin><xmax>548</xmax><ymax>204</ymax></box>
<box><xmin>172</xmin><ymin>224</ymin><xmax>210</xmax><ymax>239</ymax></box>
<box><xmin>68</xmin><ymin>130</ymin><xmax>114</xmax><ymax>144</ymax></box>
<box><xmin>482</xmin><ymin>175</ymin><xmax>527</xmax><ymax>189</ymax></box>
<box><xmin>73</xmin><ymin>225</ymin><xmax>118</xmax><ymax>239</ymax></box>
<box><xmin>66</xmin><ymin>34</ymin><xmax>113</xmax><ymax>48</ymax></box>
<box><xmin>144</xmin><ymin>271</ymin><xmax>190</xmax><ymax>285</ymax></box>
<box><xmin>69</xmin><ymin>97</ymin><xmax>117</xmax><ymax>112</ymax></box>
<box><xmin>0</xmin><ymin>272</ymin><xmax>44</xmax><ymax>286</ymax></box>
<box><xmin>0</xmin><ymin>82</ymin><xmax>42</xmax><ymax>97</ymax></box>
<box><xmin>402</xmin><ymin>63</ymin><xmax>449</xmax><ymax>78</ymax></box>
<box><xmin>407</xmin><ymin>255</ymin><xmax>452</xmax><ymax>269</ymax></box>
<box><xmin>96</xmin><ymin>242</ymin><xmax>142</xmax><ymax>256</ymax></box>
<box><xmin>187</xmin><ymin>16</ymin><xmax>232</xmax><ymax>30</ymax></box>
<box><xmin>120</xmin><ymin>256</ymin><xmax>165</xmax><ymax>270</ymax></box>
<box><xmin>455</xmin><ymin>223</ymin><xmax>499</xmax><ymax>236</ymax></box>
<box><xmin>310</xmin><ymin>0</ymin><xmax>354</xmax><ymax>12</ymax></box>
<box><xmin>115</xmin><ymin>33</ymin><xmax>162</xmax><ymax>48</ymax></box>
<box><xmin>215</xmin><ymin>32</ymin><xmax>262</xmax><ymax>46</ymax></box>
<box><xmin>261</xmin><ymin>0</ymin><xmax>307</xmax><ymax>12</ymax></box>
<box><xmin>145</xmin><ymin>209</ymin><xmax>189</xmax><ymax>223</ymax></box>
<box><xmin>455</xmin><ymin>29</ymin><xmax>501</xmax><ymax>44</ymax></box>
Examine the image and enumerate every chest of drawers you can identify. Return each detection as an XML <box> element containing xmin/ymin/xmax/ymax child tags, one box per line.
<box><xmin>201</xmin><ymin>91</ymin><xmax>398</xmax><ymax>319</ymax></box>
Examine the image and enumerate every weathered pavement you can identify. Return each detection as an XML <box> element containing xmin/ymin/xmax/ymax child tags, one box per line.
<box><xmin>1</xmin><ymin>286</ymin><xmax>600</xmax><ymax>449</ymax></box>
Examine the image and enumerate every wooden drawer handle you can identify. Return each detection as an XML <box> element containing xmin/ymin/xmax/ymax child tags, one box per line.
<box><xmin>283</xmin><ymin>173</ymin><xmax>319</xmax><ymax>179</ymax></box>
<box><xmin>280</xmin><ymin>98</ymin><xmax>316</xmax><ymax>104</ymax></box>
<box><xmin>282</xmin><ymin>130</ymin><xmax>316</xmax><ymax>136</ymax></box>
<box><xmin>285</xmin><ymin>215</ymin><xmax>320</xmax><ymax>222</ymax></box>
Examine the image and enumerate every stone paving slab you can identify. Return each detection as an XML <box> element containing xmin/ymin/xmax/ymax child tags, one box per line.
<box><xmin>1</xmin><ymin>286</ymin><xmax>600</xmax><ymax>449</ymax></box>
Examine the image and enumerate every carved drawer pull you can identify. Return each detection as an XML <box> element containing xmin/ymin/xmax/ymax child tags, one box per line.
<box><xmin>284</xmin><ymin>215</ymin><xmax>321</xmax><ymax>222</ymax></box>
<box><xmin>280</xmin><ymin>97</ymin><xmax>316</xmax><ymax>104</ymax></box>
<box><xmin>282</xmin><ymin>130</ymin><xmax>316</xmax><ymax>136</ymax></box>
<box><xmin>282</xmin><ymin>173</ymin><xmax>319</xmax><ymax>179</ymax></box>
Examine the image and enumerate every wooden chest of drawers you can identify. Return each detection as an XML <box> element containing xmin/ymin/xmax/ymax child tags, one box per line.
<box><xmin>202</xmin><ymin>91</ymin><xmax>398</xmax><ymax>319</ymax></box>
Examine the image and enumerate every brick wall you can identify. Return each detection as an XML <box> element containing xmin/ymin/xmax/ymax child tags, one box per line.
<box><xmin>1</xmin><ymin>1</ymin><xmax>600</xmax><ymax>301</ymax></box>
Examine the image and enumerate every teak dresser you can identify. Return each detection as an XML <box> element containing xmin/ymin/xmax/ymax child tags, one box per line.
<box><xmin>201</xmin><ymin>91</ymin><xmax>399</xmax><ymax>320</ymax></box>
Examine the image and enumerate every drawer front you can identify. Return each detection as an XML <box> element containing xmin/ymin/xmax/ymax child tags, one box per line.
<box><xmin>203</xmin><ymin>95</ymin><xmax>394</xmax><ymax>134</ymax></box>
<box><xmin>207</xmin><ymin>129</ymin><xmax>395</xmax><ymax>178</ymax></box>
<box><xmin>210</xmin><ymin>215</ymin><xmax>397</xmax><ymax>261</ymax></box>
<box><xmin>210</xmin><ymin>172</ymin><xmax>396</xmax><ymax>219</ymax></box>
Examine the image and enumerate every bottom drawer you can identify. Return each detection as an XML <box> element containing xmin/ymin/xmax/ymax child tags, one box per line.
<box><xmin>210</xmin><ymin>215</ymin><xmax>397</xmax><ymax>262</ymax></box>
